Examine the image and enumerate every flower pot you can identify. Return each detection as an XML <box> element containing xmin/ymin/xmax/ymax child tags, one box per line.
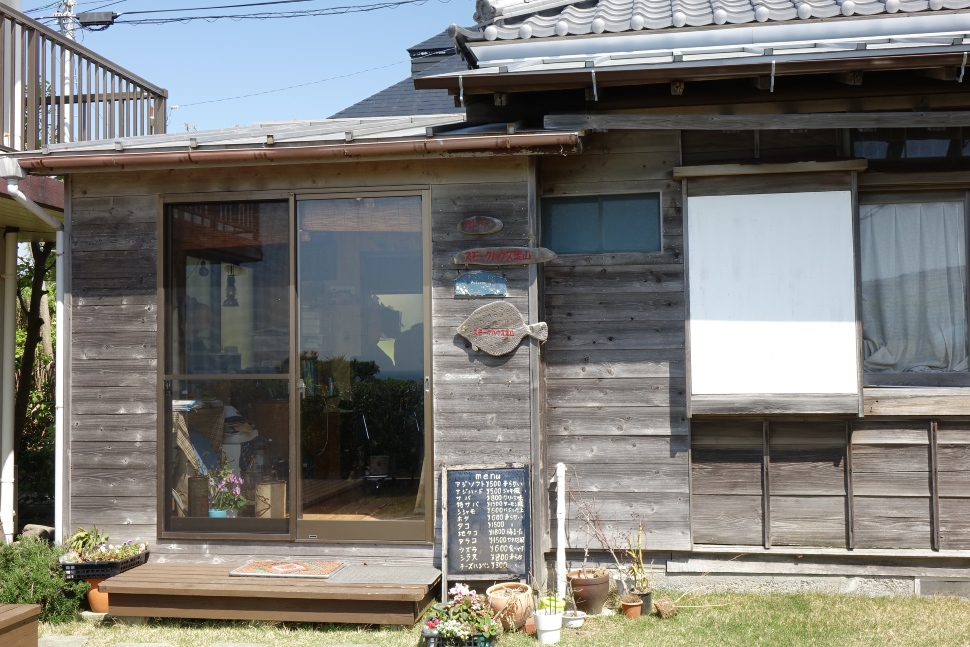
<box><xmin>567</xmin><ymin>569</ymin><xmax>610</xmax><ymax>615</ymax></box>
<box><xmin>485</xmin><ymin>582</ymin><xmax>533</xmax><ymax>630</ymax></box>
<box><xmin>636</xmin><ymin>590</ymin><xmax>653</xmax><ymax>614</ymax></box>
<box><xmin>537</xmin><ymin>596</ymin><xmax>565</xmax><ymax>613</ymax></box>
<box><xmin>622</xmin><ymin>600</ymin><xmax>643</xmax><ymax>619</ymax></box>
<box><xmin>208</xmin><ymin>509</ymin><xmax>228</xmax><ymax>518</ymax></box>
<box><xmin>562</xmin><ymin>609</ymin><xmax>586</xmax><ymax>628</ymax></box>
<box><xmin>84</xmin><ymin>577</ymin><xmax>109</xmax><ymax>614</ymax></box>
<box><xmin>533</xmin><ymin>609</ymin><xmax>563</xmax><ymax>645</ymax></box>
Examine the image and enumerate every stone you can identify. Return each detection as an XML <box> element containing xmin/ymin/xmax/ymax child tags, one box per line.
<box><xmin>79</xmin><ymin>611</ymin><xmax>107</xmax><ymax>624</ymax></box>
<box><xmin>21</xmin><ymin>524</ymin><xmax>55</xmax><ymax>543</ymax></box>
<box><xmin>39</xmin><ymin>637</ymin><xmax>89</xmax><ymax>647</ymax></box>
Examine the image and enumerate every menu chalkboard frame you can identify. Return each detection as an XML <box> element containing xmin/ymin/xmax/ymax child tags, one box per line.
<box><xmin>441</xmin><ymin>463</ymin><xmax>532</xmax><ymax>595</ymax></box>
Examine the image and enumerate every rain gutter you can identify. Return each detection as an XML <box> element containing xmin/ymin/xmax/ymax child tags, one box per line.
<box><xmin>17</xmin><ymin>132</ymin><xmax>585</xmax><ymax>172</ymax></box>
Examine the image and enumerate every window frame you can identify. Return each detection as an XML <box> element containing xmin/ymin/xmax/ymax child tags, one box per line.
<box><xmin>539</xmin><ymin>191</ymin><xmax>664</xmax><ymax>258</ymax></box>
<box><xmin>858</xmin><ymin>189</ymin><xmax>970</xmax><ymax>388</ymax></box>
<box><xmin>156</xmin><ymin>187</ymin><xmax>434</xmax><ymax>544</ymax></box>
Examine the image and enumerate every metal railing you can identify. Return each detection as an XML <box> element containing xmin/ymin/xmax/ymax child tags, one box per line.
<box><xmin>0</xmin><ymin>5</ymin><xmax>167</xmax><ymax>152</ymax></box>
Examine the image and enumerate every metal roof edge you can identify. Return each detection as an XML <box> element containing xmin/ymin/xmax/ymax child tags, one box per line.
<box><xmin>16</xmin><ymin>132</ymin><xmax>584</xmax><ymax>174</ymax></box>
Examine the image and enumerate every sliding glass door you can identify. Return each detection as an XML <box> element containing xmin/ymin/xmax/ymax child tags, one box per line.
<box><xmin>295</xmin><ymin>193</ymin><xmax>431</xmax><ymax>541</ymax></box>
<box><xmin>162</xmin><ymin>191</ymin><xmax>432</xmax><ymax>542</ymax></box>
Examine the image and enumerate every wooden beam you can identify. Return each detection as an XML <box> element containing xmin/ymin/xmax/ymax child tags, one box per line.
<box><xmin>834</xmin><ymin>71</ymin><xmax>864</xmax><ymax>86</ymax></box>
<box><xmin>763</xmin><ymin>420</ymin><xmax>771</xmax><ymax>550</ymax></box>
<box><xmin>920</xmin><ymin>67</ymin><xmax>960</xmax><ymax>81</ymax></box>
<box><xmin>845</xmin><ymin>421</ymin><xmax>854</xmax><ymax>551</ymax></box>
<box><xmin>930</xmin><ymin>420</ymin><xmax>940</xmax><ymax>552</ymax></box>
<box><xmin>545</xmin><ymin>111</ymin><xmax>970</xmax><ymax>131</ymax></box>
<box><xmin>689</xmin><ymin>393</ymin><xmax>860</xmax><ymax>415</ymax></box>
<box><xmin>674</xmin><ymin>159</ymin><xmax>868</xmax><ymax>179</ymax></box>
<box><xmin>751</xmin><ymin>76</ymin><xmax>771</xmax><ymax>91</ymax></box>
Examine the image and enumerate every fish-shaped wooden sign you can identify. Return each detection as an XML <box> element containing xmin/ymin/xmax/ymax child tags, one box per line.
<box><xmin>453</xmin><ymin>246</ymin><xmax>557</xmax><ymax>266</ymax></box>
<box><xmin>457</xmin><ymin>302</ymin><xmax>548</xmax><ymax>356</ymax></box>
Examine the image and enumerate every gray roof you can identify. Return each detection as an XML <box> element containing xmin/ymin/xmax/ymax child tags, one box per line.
<box><xmin>471</xmin><ymin>0</ymin><xmax>970</xmax><ymax>41</ymax></box>
<box><xmin>407</xmin><ymin>30</ymin><xmax>458</xmax><ymax>55</ymax></box>
<box><xmin>331</xmin><ymin>49</ymin><xmax>468</xmax><ymax>119</ymax></box>
<box><xmin>331</xmin><ymin>77</ymin><xmax>462</xmax><ymax>119</ymax></box>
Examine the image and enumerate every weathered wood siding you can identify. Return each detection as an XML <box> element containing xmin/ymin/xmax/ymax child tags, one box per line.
<box><xmin>68</xmin><ymin>156</ymin><xmax>535</xmax><ymax>563</ymax></box>
<box><xmin>690</xmin><ymin>418</ymin><xmax>959</xmax><ymax>550</ymax></box>
<box><xmin>539</xmin><ymin>131</ymin><xmax>692</xmax><ymax>551</ymax></box>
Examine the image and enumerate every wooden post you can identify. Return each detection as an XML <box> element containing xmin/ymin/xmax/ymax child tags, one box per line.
<box><xmin>845</xmin><ymin>421</ymin><xmax>854</xmax><ymax>550</ymax></box>
<box><xmin>930</xmin><ymin>420</ymin><xmax>940</xmax><ymax>552</ymax></box>
<box><xmin>762</xmin><ymin>420</ymin><xmax>771</xmax><ymax>549</ymax></box>
<box><xmin>440</xmin><ymin>464</ymin><xmax>448</xmax><ymax>601</ymax></box>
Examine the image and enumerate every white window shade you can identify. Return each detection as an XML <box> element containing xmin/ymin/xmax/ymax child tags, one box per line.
<box><xmin>687</xmin><ymin>191</ymin><xmax>858</xmax><ymax>396</ymax></box>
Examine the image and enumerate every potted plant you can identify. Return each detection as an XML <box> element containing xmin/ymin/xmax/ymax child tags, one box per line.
<box><xmin>421</xmin><ymin>583</ymin><xmax>501</xmax><ymax>646</ymax></box>
<box><xmin>60</xmin><ymin>526</ymin><xmax>149</xmax><ymax>614</ymax></box>
<box><xmin>626</xmin><ymin>520</ymin><xmax>653</xmax><ymax>613</ymax></box>
<box><xmin>485</xmin><ymin>581</ymin><xmax>533</xmax><ymax>630</ymax></box>
<box><xmin>208</xmin><ymin>453</ymin><xmax>247</xmax><ymax>517</ymax></box>
<box><xmin>566</xmin><ymin>565</ymin><xmax>609</xmax><ymax>615</ymax></box>
<box><xmin>561</xmin><ymin>582</ymin><xmax>586</xmax><ymax>628</ymax></box>
<box><xmin>534</xmin><ymin>589</ymin><xmax>563</xmax><ymax>645</ymax></box>
<box><xmin>620</xmin><ymin>592</ymin><xmax>644</xmax><ymax>619</ymax></box>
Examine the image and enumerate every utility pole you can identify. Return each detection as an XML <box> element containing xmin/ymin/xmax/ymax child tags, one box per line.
<box><xmin>54</xmin><ymin>1</ymin><xmax>77</xmax><ymax>40</ymax></box>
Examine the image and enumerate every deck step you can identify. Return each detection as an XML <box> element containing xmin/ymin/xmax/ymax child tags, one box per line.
<box><xmin>99</xmin><ymin>562</ymin><xmax>440</xmax><ymax>625</ymax></box>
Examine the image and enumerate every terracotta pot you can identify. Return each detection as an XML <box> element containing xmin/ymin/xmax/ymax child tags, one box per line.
<box><xmin>85</xmin><ymin>577</ymin><xmax>109</xmax><ymax>614</ymax></box>
<box><xmin>621</xmin><ymin>600</ymin><xmax>643</xmax><ymax>619</ymax></box>
<box><xmin>485</xmin><ymin>582</ymin><xmax>533</xmax><ymax>630</ymax></box>
<box><xmin>566</xmin><ymin>569</ymin><xmax>610</xmax><ymax>615</ymax></box>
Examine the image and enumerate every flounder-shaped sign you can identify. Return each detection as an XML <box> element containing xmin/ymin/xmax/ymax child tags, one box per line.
<box><xmin>457</xmin><ymin>301</ymin><xmax>548</xmax><ymax>356</ymax></box>
<box><xmin>454</xmin><ymin>246</ymin><xmax>557</xmax><ymax>266</ymax></box>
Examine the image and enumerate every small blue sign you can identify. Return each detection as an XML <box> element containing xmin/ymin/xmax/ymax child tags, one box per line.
<box><xmin>454</xmin><ymin>271</ymin><xmax>507</xmax><ymax>298</ymax></box>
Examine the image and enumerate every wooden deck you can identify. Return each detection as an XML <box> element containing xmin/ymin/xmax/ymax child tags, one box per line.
<box><xmin>99</xmin><ymin>562</ymin><xmax>439</xmax><ymax>625</ymax></box>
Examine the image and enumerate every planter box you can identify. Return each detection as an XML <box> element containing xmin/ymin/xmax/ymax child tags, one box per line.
<box><xmin>420</xmin><ymin>630</ymin><xmax>497</xmax><ymax>647</ymax></box>
<box><xmin>61</xmin><ymin>551</ymin><xmax>149</xmax><ymax>581</ymax></box>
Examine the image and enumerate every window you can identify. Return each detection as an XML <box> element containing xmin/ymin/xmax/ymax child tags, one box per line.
<box><xmin>860</xmin><ymin>197</ymin><xmax>969</xmax><ymax>382</ymax></box>
<box><xmin>541</xmin><ymin>194</ymin><xmax>661</xmax><ymax>254</ymax></box>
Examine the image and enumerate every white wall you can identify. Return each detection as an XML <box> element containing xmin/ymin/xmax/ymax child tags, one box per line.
<box><xmin>687</xmin><ymin>191</ymin><xmax>858</xmax><ymax>395</ymax></box>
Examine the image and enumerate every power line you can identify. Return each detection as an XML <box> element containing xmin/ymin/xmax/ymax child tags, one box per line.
<box><xmin>107</xmin><ymin>1</ymin><xmax>436</xmax><ymax>26</ymax></box>
<box><xmin>175</xmin><ymin>58</ymin><xmax>406</xmax><ymax>108</ymax></box>
<box><xmin>122</xmin><ymin>0</ymin><xmax>323</xmax><ymax>15</ymax></box>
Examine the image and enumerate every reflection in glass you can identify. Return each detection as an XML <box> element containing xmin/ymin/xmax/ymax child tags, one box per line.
<box><xmin>167</xmin><ymin>379</ymin><xmax>289</xmax><ymax>534</ymax></box>
<box><xmin>297</xmin><ymin>196</ymin><xmax>426</xmax><ymax>524</ymax></box>
<box><xmin>167</xmin><ymin>201</ymin><xmax>290</xmax><ymax>375</ymax></box>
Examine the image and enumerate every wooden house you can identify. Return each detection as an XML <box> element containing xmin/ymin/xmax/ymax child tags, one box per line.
<box><xmin>10</xmin><ymin>0</ymin><xmax>970</xmax><ymax>599</ymax></box>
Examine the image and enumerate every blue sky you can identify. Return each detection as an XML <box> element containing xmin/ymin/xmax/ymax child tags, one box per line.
<box><xmin>22</xmin><ymin>0</ymin><xmax>467</xmax><ymax>131</ymax></box>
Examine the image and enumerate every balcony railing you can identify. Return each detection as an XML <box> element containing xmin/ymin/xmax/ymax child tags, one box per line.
<box><xmin>0</xmin><ymin>4</ymin><xmax>167</xmax><ymax>152</ymax></box>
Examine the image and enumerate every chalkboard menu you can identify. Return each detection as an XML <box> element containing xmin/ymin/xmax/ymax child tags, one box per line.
<box><xmin>445</xmin><ymin>466</ymin><xmax>531</xmax><ymax>579</ymax></box>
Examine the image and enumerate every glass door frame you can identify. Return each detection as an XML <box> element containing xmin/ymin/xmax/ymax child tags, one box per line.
<box><xmin>157</xmin><ymin>187</ymin><xmax>435</xmax><ymax>544</ymax></box>
<box><xmin>292</xmin><ymin>187</ymin><xmax>434</xmax><ymax>543</ymax></box>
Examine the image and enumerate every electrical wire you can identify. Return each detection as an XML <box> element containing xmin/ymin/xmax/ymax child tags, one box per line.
<box><xmin>109</xmin><ymin>1</ymin><xmax>435</xmax><ymax>25</ymax></box>
<box><xmin>175</xmin><ymin>58</ymin><xmax>406</xmax><ymax>108</ymax></box>
<box><xmin>121</xmin><ymin>0</ymin><xmax>325</xmax><ymax>15</ymax></box>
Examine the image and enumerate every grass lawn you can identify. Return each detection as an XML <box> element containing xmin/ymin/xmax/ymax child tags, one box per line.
<box><xmin>40</xmin><ymin>591</ymin><xmax>970</xmax><ymax>647</ymax></box>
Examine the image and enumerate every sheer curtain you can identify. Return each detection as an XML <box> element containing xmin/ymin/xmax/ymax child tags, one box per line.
<box><xmin>861</xmin><ymin>201</ymin><xmax>968</xmax><ymax>373</ymax></box>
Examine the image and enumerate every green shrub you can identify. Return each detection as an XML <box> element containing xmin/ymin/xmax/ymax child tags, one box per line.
<box><xmin>0</xmin><ymin>536</ymin><xmax>87</xmax><ymax>622</ymax></box>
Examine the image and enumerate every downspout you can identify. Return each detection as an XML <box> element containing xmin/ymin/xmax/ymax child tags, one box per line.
<box><xmin>2</xmin><ymin>166</ymin><xmax>64</xmax><ymax>544</ymax></box>
<box><xmin>0</xmin><ymin>228</ymin><xmax>14</xmax><ymax>543</ymax></box>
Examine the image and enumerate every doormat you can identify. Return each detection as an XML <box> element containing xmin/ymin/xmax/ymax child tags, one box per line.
<box><xmin>229</xmin><ymin>560</ymin><xmax>344</xmax><ymax>579</ymax></box>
